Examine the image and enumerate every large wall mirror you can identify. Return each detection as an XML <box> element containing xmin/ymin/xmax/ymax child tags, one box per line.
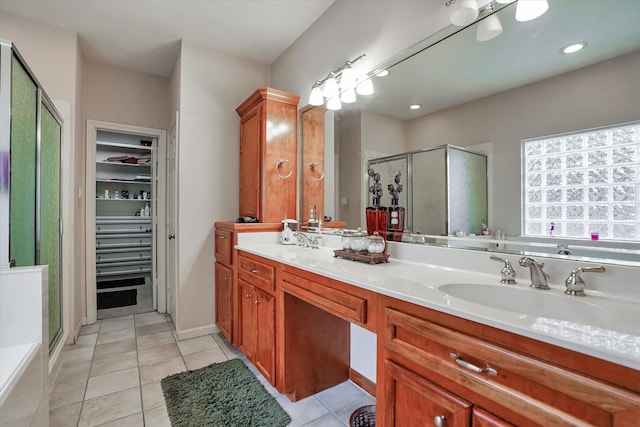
<box><xmin>300</xmin><ymin>0</ymin><xmax>640</xmax><ymax>264</ymax></box>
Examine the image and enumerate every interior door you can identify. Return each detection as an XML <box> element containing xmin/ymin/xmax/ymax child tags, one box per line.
<box><xmin>166</xmin><ymin>113</ymin><xmax>178</xmax><ymax>320</ymax></box>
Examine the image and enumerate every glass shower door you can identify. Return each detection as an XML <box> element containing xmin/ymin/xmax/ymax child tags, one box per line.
<box><xmin>40</xmin><ymin>101</ymin><xmax>62</xmax><ymax>350</ymax></box>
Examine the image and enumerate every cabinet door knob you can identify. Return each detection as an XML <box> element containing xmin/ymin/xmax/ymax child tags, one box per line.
<box><xmin>218</xmin><ymin>235</ymin><xmax>226</xmax><ymax>239</ymax></box>
<box><xmin>245</xmin><ymin>293</ymin><xmax>252</xmax><ymax>299</ymax></box>
<box><xmin>224</xmin><ymin>275</ymin><xmax>230</xmax><ymax>281</ymax></box>
<box><xmin>434</xmin><ymin>415</ymin><xmax>446</xmax><ymax>426</ymax></box>
<box><xmin>255</xmin><ymin>299</ymin><xmax>260</xmax><ymax>305</ymax></box>
<box><xmin>250</xmin><ymin>268</ymin><xmax>259</xmax><ymax>274</ymax></box>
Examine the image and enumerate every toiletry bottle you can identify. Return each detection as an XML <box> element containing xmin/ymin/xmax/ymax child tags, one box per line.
<box><xmin>144</xmin><ymin>203</ymin><xmax>150</xmax><ymax>217</ymax></box>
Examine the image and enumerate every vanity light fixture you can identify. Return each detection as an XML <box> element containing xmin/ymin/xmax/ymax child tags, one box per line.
<box><xmin>449</xmin><ymin>0</ymin><xmax>479</xmax><ymax>26</ymax></box>
<box><xmin>560</xmin><ymin>41</ymin><xmax>587</xmax><ymax>54</ymax></box>
<box><xmin>308</xmin><ymin>53</ymin><xmax>372</xmax><ymax>110</ymax></box>
<box><xmin>447</xmin><ymin>0</ymin><xmax>548</xmax><ymax>41</ymax></box>
<box><xmin>375</xmin><ymin>69</ymin><xmax>390</xmax><ymax>77</ymax></box>
<box><xmin>476</xmin><ymin>4</ymin><xmax>503</xmax><ymax>41</ymax></box>
<box><xmin>515</xmin><ymin>0</ymin><xmax>549</xmax><ymax>22</ymax></box>
<box><xmin>323</xmin><ymin>72</ymin><xmax>339</xmax><ymax>99</ymax></box>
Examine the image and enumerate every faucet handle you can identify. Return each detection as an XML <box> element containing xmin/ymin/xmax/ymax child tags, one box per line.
<box><xmin>565</xmin><ymin>266</ymin><xmax>606</xmax><ymax>296</ymax></box>
<box><xmin>490</xmin><ymin>255</ymin><xmax>516</xmax><ymax>284</ymax></box>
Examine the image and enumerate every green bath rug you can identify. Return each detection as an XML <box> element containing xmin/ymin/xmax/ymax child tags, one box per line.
<box><xmin>161</xmin><ymin>358</ymin><xmax>291</xmax><ymax>427</ymax></box>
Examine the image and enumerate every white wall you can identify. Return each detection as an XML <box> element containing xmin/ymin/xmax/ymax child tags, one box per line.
<box><xmin>405</xmin><ymin>50</ymin><xmax>640</xmax><ymax>236</ymax></box>
<box><xmin>175</xmin><ymin>40</ymin><xmax>269</xmax><ymax>333</ymax></box>
<box><xmin>83</xmin><ymin>60</ymin><xmax>170</xmax><ymax>130</ymax></box>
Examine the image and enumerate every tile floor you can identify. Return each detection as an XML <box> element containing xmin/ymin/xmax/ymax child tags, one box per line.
<box><xmin>49</xmin><ymin>311</ymin><xmax>375</xmax><ymax>426</ymax></box>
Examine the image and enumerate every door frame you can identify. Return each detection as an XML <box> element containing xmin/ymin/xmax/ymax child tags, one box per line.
<box><xmin>166</xmin><ymin>112</ymin><xmax>179</xmax><ymax>321</ymax></box>
<box><xmin>85</xmin><ymin>119</ymin><xmax>167</xmax><ymax>324</ymax></box>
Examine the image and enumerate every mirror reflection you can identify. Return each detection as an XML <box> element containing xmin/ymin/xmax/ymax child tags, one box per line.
<box><xmin>300</xmin><ymin>0</ymin><xmax>640</xmax><ymax>264</ymax></box>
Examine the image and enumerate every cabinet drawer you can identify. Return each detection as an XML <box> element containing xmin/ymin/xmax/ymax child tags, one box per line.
<box><xmin>238</xmin><ymin>255</ymin><xmax>275</xmax><ymax>292</ymax></box>
<box><xmin>214</xmin><ymin>230</ymin><xmax>233</xmax><ymax>265</ymax></box>
<box><xmin>96</xmin><ymin>235</ymin><xmax>152</xmax><ymax>249</ymax></box>
<box><xmin>96</xmin><ymin>249</ymin><xmax>151</xmax><ymax>264</ymax></box>
<box><xmin>281</xmin><ymin>270</ymin><xmax>367</xmax><ymax>326</ymax></box>
<box><xmin>383</xmin><ymin>307</ymin><xmax>640</xmax><ymax>426</ymax></box>
<box><xmin>96</xmin><ymin>262</ymin><xmax>150</xmax><ymax>277</ymax></box>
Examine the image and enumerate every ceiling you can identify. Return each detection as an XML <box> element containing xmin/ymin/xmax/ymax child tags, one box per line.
<box><xmin>0</xmin><ymin>0</ymin><xmax>336</xmax><ymax>77</ymax></box>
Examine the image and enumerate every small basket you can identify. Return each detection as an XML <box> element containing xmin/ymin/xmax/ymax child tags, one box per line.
<box><xmin>350</xmin><ymin>405</ymin><xmax>376</xmax><ymax>427</ymax></box>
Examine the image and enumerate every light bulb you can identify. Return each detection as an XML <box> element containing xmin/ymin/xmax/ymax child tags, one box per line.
<box><xmin>450</xmin><ymin>0</ymin><xmax>479</xmax><ymax>26</ymax></box>
<box><xmin>495</xmin><ymin>0</ymin><xmax>515</xmax><ymax>3</ymax></box>
<box><xmin>515</xmin><ymin>0</ymin><xmax>549</xmax><ymax>22</ymax></box>
<box><xmin>356</xmin><ymin>78</ymin><xmax>374</xmax><ymax>96</ymax></box>
<box><xmin>309</xmin><ymin>85</ymin><xmax>324</xmax><ymax>106</ymax></box>
<box><xmin>326</xmin><ymin>97</ymin><xmax>342</xmax><ymax>111</ymax></box>
<box><xmin>476</xmin><ymin>14</ymin><xmax>503</xmax><ymax>41</ymax></box>
<box><xmin>323</xmin><ymin>74</ymin><xmax>339</xmax><ymax>99</ymax></box>
<box><xmin>340</xmin><ymin>88</ymin><xmax>356</xmax><ymax>103</ymax></box>
<box><xmin>340</xmin><ymin>65</ymin><xmax>357</xmax><ymax>90</ymax></box>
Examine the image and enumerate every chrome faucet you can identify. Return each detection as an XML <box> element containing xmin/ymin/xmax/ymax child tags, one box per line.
<box><xmin>293</xmin><ymin>232</ymin><xmax>321</xmax><ymax>249</ymax></box>
<box><xmin>564</xmin><ymin>266</ymin><xmax>606</xmax><ymax>296</ymax></box>
<box><xmin>490</xmin><ymin>255</ymin><xmax>516</xmax><ymax>284</ymax></box>
<box><xmin>518</xmin><ymin>256</ymin><xmax>550</xmax><ymax>290</ymax></box>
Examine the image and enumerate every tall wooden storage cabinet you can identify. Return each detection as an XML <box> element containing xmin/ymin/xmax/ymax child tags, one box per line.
<box><xmin>236</xmin><ymin>88</ymin><xmax>299</xmax><ymax>222</ymax></box>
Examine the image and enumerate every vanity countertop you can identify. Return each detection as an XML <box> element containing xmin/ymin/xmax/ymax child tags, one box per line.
<box><xmin>235</xmin><ymin>242</ymin><xmax>640</xmax><ymax>371</ymax></box>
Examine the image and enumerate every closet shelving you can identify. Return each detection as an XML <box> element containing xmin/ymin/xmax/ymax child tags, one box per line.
<box><xmin>94</xmin><ymin>130</ymin><xmax>155</xmax><ymax>307</ymax></box>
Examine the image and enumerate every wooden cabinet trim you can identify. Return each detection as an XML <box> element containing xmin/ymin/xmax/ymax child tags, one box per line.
<box><xmin>236</xmin><ymin>87</ymin><xmax>300</xmax><ymax>116</ymax></box>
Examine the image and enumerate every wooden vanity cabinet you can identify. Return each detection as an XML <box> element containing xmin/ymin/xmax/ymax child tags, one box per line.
<box><xmin>214</xmin><ymin>228</ymin><xmax>234</xmax><ymax>342</ymax></box>
<box><xmin>236</xmin><ymin>88</ymin><xmax>299</xmax><ymax>223</ymax></box>
<box><xmin>378</xmin><ymin>295</ymin><xmax>640</xmax><ymax>426</ymax></box>
<box><xmin>213</xmin><ymin>222</ymin><xmax>281</xmax><ymax>346</ymax></box>
<box><xmin>237</xmin><ymin>251</ymin><xmax>277</xmax><ymax>385</ymax></box>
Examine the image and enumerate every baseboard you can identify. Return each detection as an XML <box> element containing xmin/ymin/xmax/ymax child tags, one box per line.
<box><xmin>175</xmin><ymin>323</ymin><xmax>219</xmax><ymax>341</ymax></box>
<box><xmin>349</xmin><ymin>368</ymin><xmax>376</xmax><ymax>397</ymax></box>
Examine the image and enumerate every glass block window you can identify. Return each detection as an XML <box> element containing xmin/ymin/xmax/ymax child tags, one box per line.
<box><xmin>522</xmin><ymin>121</ymin><xmax>639</xmax><ymax>241</ymax></box>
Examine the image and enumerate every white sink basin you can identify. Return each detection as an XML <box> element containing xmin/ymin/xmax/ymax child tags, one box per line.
<box><xmin>438</xmin><ymin>283</ymin><xmax>638</xmax><ymax>334</ymax></box>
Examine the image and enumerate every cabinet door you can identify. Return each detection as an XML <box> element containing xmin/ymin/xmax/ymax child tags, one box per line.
<box><xmin>254</xmin><ymin>288</ymin><xmax>276</xmax><ymax>384</ymax></box>
<box><xmin>239</xmin><ymin>103</ymin><xmax>261</xmax><ymax>219</ymax></box>
<box><xmin>383</xmin><ymin>360</ymin><xmax>471</xmax><ymax>427</ymax></box>
<box><xmin>215</xmin><ymin>262</ymin><xmax>233</xmax><ymax>342</ymax></box>
<box><xmin>238</xmin><ymin>279</ymin><xmax>256</xmax><ymax>360</ymax></box>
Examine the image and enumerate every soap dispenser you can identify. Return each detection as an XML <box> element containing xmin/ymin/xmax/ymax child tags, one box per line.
<box><xmin>280</xmin><ymin>219</ymin><xmax>297</xmax><ymax>245</ymax></box>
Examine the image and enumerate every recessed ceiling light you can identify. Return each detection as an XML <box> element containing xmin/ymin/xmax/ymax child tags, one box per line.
<box><xmin>409</xmin><ymin>104</ymin><xmax>421</xmax><ymax>110</ymax></box>
<box><xmin>560</xmin><ymin>42</ymin><xmax>587</xmax><ymax>54</ymax></box>
<box><xmin>376</xmin><ymin>69</ymin><xmax>389</xmax><ymax>77</ymax></box>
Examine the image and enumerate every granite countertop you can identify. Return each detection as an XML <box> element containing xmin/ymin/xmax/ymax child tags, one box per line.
<box><xmin>235</xmin><ymin>242</ymin><xmax>640</xmax><ymax>371</ymax></box>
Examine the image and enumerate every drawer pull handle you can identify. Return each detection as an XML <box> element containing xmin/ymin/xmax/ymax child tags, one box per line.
<box><xmin>246</xmin><ymin>293</ymin><xmax>252</xmax><ymax>299</ymax></box>
<box><xmin>450</xmin><ymin>353</ymin><xmax>497</xmax><ymax>376</ymax></box>
<box><xmin>250</xmin><ymin>268</ymin><xmax>259</xmax><ymax>274</ymax></box>
<box><xmin>224</xmin><ymin>275</ymin><xmax>230</xmax><ymax>281</ymax></box>
<box><xmin>434</xmin><ymin>415</ymin><xmax>446</xmax><ymax>427</ymax></box>
<box><xmin>218</xmin><ymin>235</ymin><xmax>226</xmax><ymax>239</ymax></box>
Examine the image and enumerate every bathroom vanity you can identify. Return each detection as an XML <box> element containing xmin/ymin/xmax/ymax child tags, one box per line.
<box><xmin>214</xmin><ymin>227</ymin><xmax>640</xmax><ymax>426</ymax></box>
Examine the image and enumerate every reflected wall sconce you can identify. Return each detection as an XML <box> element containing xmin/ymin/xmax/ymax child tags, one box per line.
<box><xmin>445</xmin><ymin>0</ymin><xmax>548</xmax><ymax>41</ymax></box>
<box><xmin>308</xmin><ymin>54</ymin><xmax>372</xmax><ymax>111</ymax></box>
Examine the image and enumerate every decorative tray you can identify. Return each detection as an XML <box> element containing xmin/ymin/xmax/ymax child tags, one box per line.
<box><xmin>333</xmin><ymin>249</ymin><xmax>390</xmax><ymax>265</ymax></box>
